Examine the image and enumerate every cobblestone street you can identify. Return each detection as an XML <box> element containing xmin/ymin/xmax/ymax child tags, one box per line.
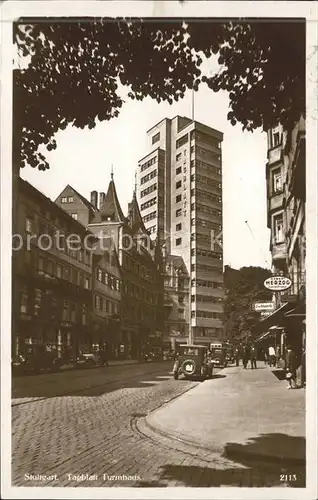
<box><xmin>12</xmin><ymin>362</ymin><xmax>305</xmax><ymax>488</ymax></box>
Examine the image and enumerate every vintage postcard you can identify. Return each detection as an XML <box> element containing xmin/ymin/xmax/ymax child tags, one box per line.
<box><xmin>1</xmin><ymin>1</ymin><xmax>317</xmax><ymax>499</ymax></box>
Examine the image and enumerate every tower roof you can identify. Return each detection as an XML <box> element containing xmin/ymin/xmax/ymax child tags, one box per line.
<box><xmin>127</xmin><ymin>192</ymin><xmax>147</xmax><ymax>235</ymax></box>
<box><xmin>92</xmin><ymin>177</ymin><xmax>125</xmax><ymax>224</ymax></box>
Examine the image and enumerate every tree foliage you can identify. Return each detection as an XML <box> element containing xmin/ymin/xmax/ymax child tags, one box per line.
<box><xmin>223</xmin><ymin>265</ymin><xmax>272</xmax><ymax>341</ymax></box>
<box><xmin>13</xmin><ymin>18</ymin><xmax>305</xmax><ymax>170</ymax></box>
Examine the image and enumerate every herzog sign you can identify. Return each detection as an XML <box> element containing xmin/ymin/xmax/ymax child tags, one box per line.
<box><xmin>264</xmin><ymin>276</ymin><xmax>292</xmax><ymax>292</ymax></box>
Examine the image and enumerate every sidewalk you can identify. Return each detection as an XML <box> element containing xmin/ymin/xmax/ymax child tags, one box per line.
<box><xmin>146</xmin><ymin>363</ymin><xmax>305</xmax><ymax>464</ymax></box>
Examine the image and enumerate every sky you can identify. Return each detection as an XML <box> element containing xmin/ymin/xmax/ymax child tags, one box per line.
<box><xmin>22</xmin><ymin>82</ymin><xmax>271</xmax><ymax>271</ymax></box>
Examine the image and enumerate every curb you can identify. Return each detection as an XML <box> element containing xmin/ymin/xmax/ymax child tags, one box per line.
<box><xmin>144</xmin><ymin>404</ymin><xmax>306</xmax><ymax>467</ymax></box>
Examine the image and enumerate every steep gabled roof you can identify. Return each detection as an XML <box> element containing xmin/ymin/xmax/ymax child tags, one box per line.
<box><xmin>54</xmin><ymin>184</ymin><xmax>97</xmax><ymax>212</ymax></box>
<box><xmin>127</xmin><ymin>192</ymin><xmax>148</xmax><ymax>235</ymax></box>
<box><xmin>92</xmin><ymin>178</ymin><xmax>125</xmax><ymax>224</ymax></box>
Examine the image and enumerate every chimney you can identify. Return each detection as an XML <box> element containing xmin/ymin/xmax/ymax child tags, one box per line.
<box><xmin>90</xmin><ymin>190</ymin><xmax>98</xmax><ymax>208</ymax></box>
<box><xmin>99</xmin><ymin>192</ymin><xmax>106</xmax><ymax>209</ymax></box>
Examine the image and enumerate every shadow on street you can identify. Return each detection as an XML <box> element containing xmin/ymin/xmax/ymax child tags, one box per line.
<box><xmin>136</xmin><ymin>433</ymin><xmax>306</xmax><ymax>488</ymax></box>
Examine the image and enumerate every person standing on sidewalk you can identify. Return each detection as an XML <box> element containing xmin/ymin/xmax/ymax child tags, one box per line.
<box><xmin>234</xmin><ymin>346</ymin><xmax>240</xmax><ymax>367</ymax></box>
<box><xmin>242</xmin><ymin>344</ymin><xmax>249</xmax><ymax>369</ymax></box>
<box><xmin>250</xmin><ymin>344</ymin><xmax>257</xmax><ymax>369</ymax></box>
<box><xmin>268</xmin><ymin>345</ymin><xmax>276</xmax><ymax>367</ymax></box>
<box><xmin>285</xmin><ymin>344</ymin><xmax>297</xmax><ymax>389</ymax></box>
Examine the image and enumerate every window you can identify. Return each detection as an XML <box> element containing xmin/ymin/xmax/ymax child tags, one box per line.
<box><xmin>273</xmin><ymin>132</ymin><xmax>280</xmax><ymax>147</ymax></box>
<box><xmin>141</xmin><ymin>169</ymin><xmax>157</xmax><ymax>185</ymax></box>
<box><xmin>25</xmin><ymin>217</ymin><xmax>33</xmax><ymax>234</ymax></box>
<box><xmin>95</xmin><ymin>295</ymin><xmax>101</xmax><ymax>310</ymax></box>
<box><xmin>176</xmin><ymin>180</ymin><xmax>182</xmax><ymax>189</ymax></box>
<box><xmin>273</xmin><ymin>168</ymin><xmax>283</xmax><ymax>193</ymax></box>
<box><xmin>152</xmin><ymin>132</ymin><xmax>160</xmax><ymax>144</ymax></box>
<box><xmin>141</xmin><ymin>197</ymin><xmax>157</xmax><ymax>211</ymax></box>
<box><xmin>176</xmin><ymin>194</ymin><xmax>182</xmax><ymax>203</ymax></box>
<box><xmin>85</xmin><ymin>276</ymin><xmax>90</xmax><ymax>289</ymax></box>
<box><xmin>140</xmin><ymin>156</ymin><xmax>156</xmax><ymax>173</ymax></box>
<box><xmin>56</xmin><ymin>264</ymin><xmax>62</xmax><ymax>278</ymax></box>
<box><xmin>61</xmin><ymin>197</ymin><xmax>68</xmax><ymax>203</ymax></box>
<box><xmin>274</xmin><ymin>214</ymin><xmax>284</xmax><ymax>243</ymax></box>
<box><xmin>97</xmin><ymin>269</ymin><xmax>103</xmax><ymax>281</ymax></box>
<box><xmin>20</xmin><ymin>286</ymin><xmax>28</xmax><ymax>314</ymax></box>
<box><xmin>178</xmin><ymin>308</ymin><xmax>184</xmax><ymax>319</ymax></box>
<box><xmin>68</xmin><ymin>196</ymin><xmax>74</xmax><ymax>203</ymax></box>
<box><xmin>176</xmin><ymin>208</ymin><xmax>182</xmax><ymax>217</ymax></box>
<box><xmin>176</xmin><ymin>133</ymin><xmax>188</xmax><ymax>149</ymax></box>
<box><xmin>176</xmin><ymin>223</ymin><xmax>182</xmax><ymax>231</ymax></box>
<box><xmin>142</xmin><ymin>211</ymin><xmax>156</xmax><ymax>223</ymax></box>
<box><xmin>141</xmin><ymin>183</ymin><xmax>157</xmax><ymax>198</ymax></box>
<box><xmin>176</xmin><ymin>153</ymin><xmax>182</xmax><ymax>162</ymax></box>
<box><xmin>71</xmin><ymin>213</ymin><xmax>78</xmax><ymax>220</ymax></box>
<box><xmin>82</xmin><ymin>305</ymin><xmax>88</xmax><ymax>325</ymax></box>
<box><xmin>176</xmin><ymin>166</ymin><xmax>182</xmax><ymax>175</ymax></box>
<box><xmin>176</xmin><ymin>237</ymin><xmax>182</xmax><ymax>246</ymax></box>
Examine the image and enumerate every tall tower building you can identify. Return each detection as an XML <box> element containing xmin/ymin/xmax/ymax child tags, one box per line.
<box><xmin>137</xmin><ymin>116</ymin><xmax>224</xmax><ymax>344</ymax></box>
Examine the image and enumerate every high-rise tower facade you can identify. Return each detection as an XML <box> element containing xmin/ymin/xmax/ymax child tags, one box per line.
<box><xmin>137</xmin><ymin>116</ymin><xmax>224</xmax><ymax>344</ymax></box>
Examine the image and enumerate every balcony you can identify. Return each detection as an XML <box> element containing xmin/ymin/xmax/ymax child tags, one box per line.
<box><xmin>271</xmin><ymin>241</ymin><xmax>288</xmax><ymax>262</ymax></box>
<box><xmin>267</xmin><ymin>146</ymin><xmax>283</xmax><ymax>166</ymax></box>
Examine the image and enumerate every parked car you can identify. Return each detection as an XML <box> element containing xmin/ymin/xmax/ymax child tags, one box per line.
<box><xmin>76</xmin><ymin>352</ymin><xmax>100</xmax><ymax>367</ymax></box>
<box><xmin>173</xmin><ymin>344</ymin><xmax>213</xmax><ymax>380</ymax></box>
<box><xmin>12</xmin><ymin>344</ymin><xmax>61</xmax><ymax>374</ymax></box>
<box><xmin>210</xmin><ymin>343</ymin><xmax>228</xmax><ymax>368</ymax></box>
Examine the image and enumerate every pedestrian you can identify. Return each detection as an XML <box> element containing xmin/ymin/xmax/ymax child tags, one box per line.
<box><xmin>275</xmin><ymin>345</ymin><xmax>281</xmax><ymax>368</ymax></box>
<box><xmin>242</xmin><ymin>344</ymin><xmax>249</xmax><ymax>369</ymax></box>
<box><xmin>234</xmin><ymin>346</ymin><xmax>240</xmax><ymax>367</ymax></box>
<box><xmin>263</xmin><ymin>349</ymin><xmax>268</xmax><ymax>365</ymax></box>
<box><xmin>285</xmin><ymin>344</ymin><xmax>297</xmax><ymax>389</ymax></box>
<box><xmin>250</xmin><ymin>344</ymin><xmax>257</xmax><ymax>369</ymax></box>
<box><xmin>268</xmin><ymin>345</ymin><xmax>276</xmax><ymax>367</ymax></box>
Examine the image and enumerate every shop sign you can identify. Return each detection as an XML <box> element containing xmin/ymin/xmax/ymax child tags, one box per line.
<box><xmin>260</xmin><ymin>311</ymin><xmax>272</xmax><ymax>318</ymax></box>
<box><xmin>253</xmin><ymin>302</ymin><xmax>275</xmax><ymax>312</ymax></box>
<box><xmin>264</xmin><ymin>276</ymin><xmax>292</xmax><ymax>292</ymax></box>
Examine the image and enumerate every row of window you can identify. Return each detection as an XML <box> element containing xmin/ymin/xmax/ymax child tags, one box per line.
<box><xmin>196</xmin><ymin>147</ymin><xmax>221</xmax><ymax>163</ymax></box>
<box><xmin>191</xmin><ymin>310</ymin><xmax>223</xmax><ymax>319</ymax></box>
<box><xmin>123</xmin><ymin>254</ymin><xmax>155</xmax><ymax>282</ymax></box>
<box><xmin>142</xmin><ymin>211</ymin><xmax>156</xmax><ymax>223</ymax></box>
<box><xmin>192</xmin><ymin>174</ymin><xmax>222</xmax><ymax>191</ymax></box>
<box><xmin>192</xmin><ymin>131</ymin><xmax>221</xmax><ymax>149</ymax></box>
<box><xmin>191</xmin><ymin>295</ymin><xmax>223</xmax><ymax>304</ymax></box>
<box><xmin>140</xmin><ymin>156</ymin><xmax>156</xmax><ymax>173</ymax></box>
<box><xmin>191</xmin><ymin>279</ymin><xmax>223</xmax><ymax>289</ymax></box>
<box><xmin>94</xmin><ymin>294</ymin><xmax>119</xmax><ymax>315</ymax></box>
<box><xmin>192</xmin><ymin>248</ymin><xmax>222</xmax><ymax>260</ymax></box>
<box><xmin>61</xmin><ymin>196</ymin><xmax>74</xmax><ymax>204</ymax></box>
<box><xmin>95</xmin><ymin>268</ymin><xmax>121</xmax><ymax>291</ymax></box>
<box><xmin>124</xmin><ymin>281</ymin><xmax>156</xmax><ymax>304</ymax></box>
<box><xmin>141</xmin><ymin>196</ymin><xmax>157</xmax><ymax>211</ymax></box>
<box><xmin>192</xmin><ymin>219</ymin><xmax>222</xmax><ymax>231</ymax></box>
<box><xmin>140</xmin><ymin>183</ymin><xmax>157</xmax><ymax>198</ymax></box>
<box><xmin>193</xmin><ymin>159</ymin><xmax>221</xmax><ymax>176</ymax></box>
<box><xmin>122</xmin><ymin>301</ymin><xmax>156</xmax><ymax>322</ymax></box>
<box><xmin>192</xmin><ymin>189</ymin><xmax>222</xmax><ymax>205</ymax></box>
<box><xmin>141</xmin><ymin>169</ymin><xmax>157</xmax><ymax>185</ymax></box>
<box><xmin>192</xmin><ymin>264</ymin><xmax>223</xmax><ymax>275</ymax></box>
<box><xmin>20</xmin><ymin>286</ymin><xmax>88</xmax><ymax>324</ymax></box>
<box><xmin>30</xmin><ymin>251</ymin><xmax>91</xmax><ymax>289</ymax></box>
<box><xmin>176</xmin><ymin>150</ymin><xmax>187</xmax><ymax>162</ymax></box>
<box><xmin>194</xmin><ymin>203</ymin><xmax>222</xmax><ymax>217</ymax></box>
<box><xmin>147</xmin><ymin>225</ymin><xmax>157</xmax><ymax>234</ymax></box>
<box><xmin>25</xmin><ymin>217</ymin><xmax>91</xmax><ymax>264</ymax></box>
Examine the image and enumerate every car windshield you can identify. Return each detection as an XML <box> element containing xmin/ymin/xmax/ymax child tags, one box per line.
<box><xmin>182</xmin><ymin>348</ymin><xmax>200</xmax><ymax>356</ymax></box>
<box><xmin>212</xmin><ymin>348</ymin><xmax>223</xmax><ymax>355</ymax></box>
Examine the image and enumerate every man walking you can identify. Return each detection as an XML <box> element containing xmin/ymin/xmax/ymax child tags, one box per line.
<box><xmin>250</xmin><ymin>344</ymin><xmax>257</xmax><ymax>369</ymax></box>
<box><xmin>268</xmin><ymin>345</ymin><xmax>276</xmax><ymax>367</ymax></box>
<box><xmin>285</xmin><ymin>344</ymin><xmax>297</xmax><ymax>389</ymax></box>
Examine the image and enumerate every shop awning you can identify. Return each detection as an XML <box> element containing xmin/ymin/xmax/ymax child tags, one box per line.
<box><xmin>252</xmin><ymin>302</ymin><xmax>293</xmax><ymax>335</ymax></box>
<box><xmin>284</xmin><ymin>304</ymin><xmax>306</xmax><ymax>318</ymax></box>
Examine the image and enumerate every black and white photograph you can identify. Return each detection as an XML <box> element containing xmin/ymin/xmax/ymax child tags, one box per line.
<box><xmin>1</xmin><ymin>1</ymin><xmax>317</xmax><ymax>499</ymax></box>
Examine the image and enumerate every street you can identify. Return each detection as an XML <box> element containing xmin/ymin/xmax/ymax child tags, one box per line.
<box><xmin>12</xmin><ymin>362</ymin><xmax>305</xmax><ymax>488</ymax></box>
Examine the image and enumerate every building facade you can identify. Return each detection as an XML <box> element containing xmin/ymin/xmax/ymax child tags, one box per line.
<box><xmin>13</xmin><ymin>179</ymin><xmax>95</xmax><ymax>359</ymax></box>
<box><xmin>137</xmin><ymin>116</ymin><xmax>224</xmax><ymax>346</ymax></box>
<box><xmin>57</xmin><ymin>176</ymin><xmax>164</xmax><ymax>359</ymax></box>
<box><xmin>257</xmin><ymin>116</ymin><xmax>306</xmax><ymax>383</ymax></box>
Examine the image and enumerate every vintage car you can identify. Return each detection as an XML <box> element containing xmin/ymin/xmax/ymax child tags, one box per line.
<box><xmin>12</xmin><ymin>344</ymin><xmax>61</xmax><ymax>374</ymax></box>
<box><xmin>173</xmin><ymin>344</ymin><xmax>213</xmax><ymax>380</ymax></box>
<box><xmin>210</xmin><ymin>343</ymin><xmax>228</xmax><ymax>368</ymax></box>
